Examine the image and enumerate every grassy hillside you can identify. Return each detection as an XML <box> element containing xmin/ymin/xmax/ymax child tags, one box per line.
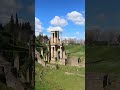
<box><xmin>65</xmin><ymin>44</ymin><xmax>85</xmax><ymax>61</ymax></box>
<box><xmin>86</xmin><ymin>46</ymin><xmax>120</xmax><ymax>72</ymax></box>
<box><xmin>35</xmin><ymin>44</ymin><xmax>85</xmax><ymax>90</ymax></box>
<box><xmin>35</xmin><ymin>62</ymin><xmax>85</xmax><ymax>90</ymax></box>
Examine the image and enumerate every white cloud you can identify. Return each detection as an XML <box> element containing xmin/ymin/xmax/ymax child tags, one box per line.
<box><xmin>67</xmin><ymin>11</ymin><xmax>85</xmax><ymax>25</ymax></box>
<box><xmin>47</xmin><ymin>26</ymin><xmax>63</xmax><ymax>32</ymax></box>
<box><xmin>43</xmin><ymin>34</ymin><xmax>46</xmax><ymax>36</ymax></box>
<box><xmin>62</xmin><ymin>36</ymin><xmax>77</xmax><ymax>39</ymax></box>
<box><xmin>35</xmin><ymin>17</ymin><xmax>43</xmax><ymax>36</ymax></box>
<box><xmin>50</xmin><ymin>16</ymin><xmax>68</xmax><ymax>27</ymax></box>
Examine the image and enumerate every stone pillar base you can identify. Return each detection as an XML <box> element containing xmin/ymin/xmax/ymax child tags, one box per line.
<box><xmin>59</xmin><ymin>58</ymin><xmax>66</xmax><ymax>65</ymax></box>
<box><xmin>50</xmin><ymin>58</ymin><xmax>56</xmax><ymax>64</ymax></box>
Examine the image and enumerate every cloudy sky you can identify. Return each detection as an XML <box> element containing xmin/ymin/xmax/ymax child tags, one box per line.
<box><xmin>86</xmin><ymin>0</ymin><xmax>120</xmax><ymax>30</ymax></box>
<box><xmin>0</xmin><ymin>0</ymin><xmax>34</xmax><ymax>26</ymax></box>
<box><xmin>35</xmin><ymin>0</ymin><xmax>85</xmax><ymax>40</ymax></box>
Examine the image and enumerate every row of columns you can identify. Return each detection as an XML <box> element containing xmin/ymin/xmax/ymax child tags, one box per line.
<box><xmin>60</xmin><ymin>46</ymin><xmax>63</xmax><ymax>58</ymax></box>
<box><xmin>51</xmin><ymin>31</ymin><xmax>59</xmax><ymax>43</ymax></box>
<box><xmin>51</xmin><ymin>46</ymin><xmax>64</xmax><ymax>60</ymax></box>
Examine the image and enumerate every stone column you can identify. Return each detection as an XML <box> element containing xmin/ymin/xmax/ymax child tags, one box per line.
<box><xmin>26</xmin><ymin>68</ymin><xmax>30</xmax><ymax>83</ymax></box>
<box><xmin>41</xmin><ymin>49</ymin><xmax>43</xmax><ymax>56</ymax></box>
<box><xmin>54</xmin><ymin>32</ymin><xmax>56</xmax><ymax>43</ymax></box>
<box><xmin>53</xmin><ymin>47</ymin><xmax>54</xmax><ymax>58</ymax></box>
<box><xmin>57</xmin><ymin>31</ymin><xmax>59</xmax><ymax>43</ymax></box>
<box><xmin>14</xmin><ymin>53</ymin><xmax>19</xmax><ymax>71</ymax></box>
<box><xmin>56</xmin><ymin>31</ymin><xmax>58</xmax><ymax>43</ymax></box>
<box><xmin>56</xmin><ymin>50</ymin><xmax>59</xmax><ymax>60</ymax></box>
<box><xmin>54</xmin><ymin>46</ymin><xmax>57</xmax><ymax>58</ymax></box>
<box><xmin>63</xmin><ymin>51</ymin><xmax>66</xmax><ymax>58</ymax></box>
<box><xmin>51</xmin><ymin>46</ymin><xmax>53</xmax><ymax>58</ymax></box>
<box><xmin>52</xmin><ymin>32</ymin><xmax>54</xmax><ymax>43</ymax></box>
<box><xmin>60</xmin><ymin>46</ymin><xmax>63</xmax><ymax>58</ymax></box>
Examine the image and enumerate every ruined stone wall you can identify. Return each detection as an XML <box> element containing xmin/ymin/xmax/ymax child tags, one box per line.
<box><xmin>65</xmin><ymin>57</ymin><xmax>79</xmax><ymax>66</ymax></box>
<box><xmin>86</xmin><ymin>72</ymin><xmax>120</xmax><ymax>90</ymax></box>
<box><xmin>35</xmin><ymin>50</ymin><xmax>45</xmax><ymax>67</ymax></box>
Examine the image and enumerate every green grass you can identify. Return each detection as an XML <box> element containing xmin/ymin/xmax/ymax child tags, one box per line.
<box><xmin>35</xmin><ymin>62</ymin><xmax>85</xmax><ymax>90</ymax></box>
<box><xmin>86</xmin><ymin>45</ymin><xmax>120</xmax><ymax>72</ymax></box>
<box><xmin>35</xmin><ymin>44</ymin><xmax>85</xmax><ymax>90</ymax></box>
<box><xmin>65</xmin><ymin>44</ymin><xmax>85</xmax><ymax>61</ymax></box>
<box><xmin>0</xmin><ymin>82</ymin><xmax>13</xmax><ymax>90</ymax></box>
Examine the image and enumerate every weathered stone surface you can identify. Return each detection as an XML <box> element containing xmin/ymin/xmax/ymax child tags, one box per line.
<box><xmin>0</xmin><ymin>55</ymin><xmax>25</xmax><ymax>90</ymax></box>
<box><xmin>35</xmin><ymin>50</ymin><xmax>45</xmax><ymax>67</ymax></box>
<box><xmin>86</xmin><ymin>72</ymin><xmax>120</xmax><ymax>90</ymax></box>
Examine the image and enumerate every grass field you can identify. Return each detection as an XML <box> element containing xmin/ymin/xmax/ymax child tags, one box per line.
<box><xmin>65</xmin><ymin>44</ymin><xmax>85</xmax><ymax>61</ymax></box>
<box><xmin>0</xmin><ymin>82</ymin><xmax>13</xmax><ymax>90</ymax></box>
<box><xmin>35</xmin><ymin>62</ymin><xmax>85</xmax><ymax>90</ymax></box>
<box><xmin>35</xmin><ymin>44</ymin><xmax>85</xmax><ymax>90</ymax></box>
<box><xmin>86</xmin><ymin>45</ymin><xmax>120</xmax><ymax>72</ymax></box>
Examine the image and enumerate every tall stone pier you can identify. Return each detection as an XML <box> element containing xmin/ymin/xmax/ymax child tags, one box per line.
<box><xmin>50</xmin><ymin>31</ymin><xmax>66</xmax><ymax>65</ymax></box>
